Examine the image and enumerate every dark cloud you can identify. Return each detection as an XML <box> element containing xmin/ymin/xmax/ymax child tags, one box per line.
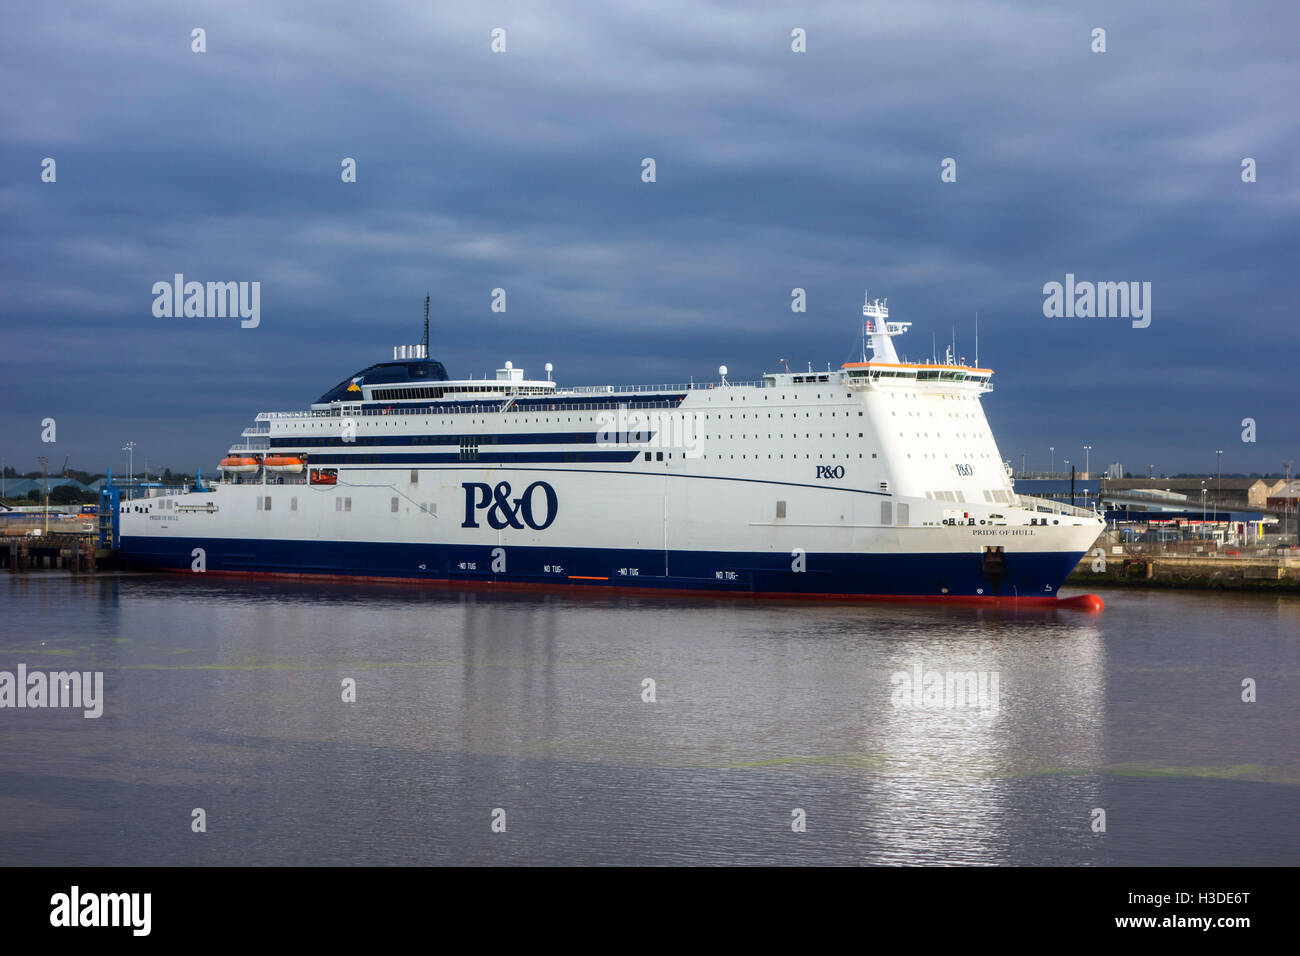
<box><xmin>2</xmin><ymin>0</ymin><xmax>1297</xmax><ymax>477</ymax></box>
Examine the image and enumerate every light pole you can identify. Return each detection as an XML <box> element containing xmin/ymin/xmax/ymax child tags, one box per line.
<box><xmin>122</xmin><ymin>442</ymin><xmax>135</xmax><ymax>501</ymax></box>
<box><xmin>1050</xmin><ymin>446</ymin><xmax>1055</xmax><ymax>477</ymax></box>
<box><xmin>38</xmin><ymin>456</ymin><xmax>49</xmax><ymax>534</ymax></box>
<box><xmin>1148</xmin><ymin>463</ymin><xmax>1154</xmax><ymax>479</ymax></box>
<box><xmin>1021</xmin><ymin>453</ymin><xmax>1026</xmax><ymax>477</ymax></box>
<box><xmin>1215</xmin><ymin>449</ymin><xmax>1222</xmax><ymax>522</ymax></box>
<box><xmin>1201</xmin><ymin>482</ymin><xmax>1206</xmax><ymax>523</ymax></box>
<box><xmin>1083</xmin><ymin>445</ymin><xmax>1092</xmax><ymax>480</ymax></box>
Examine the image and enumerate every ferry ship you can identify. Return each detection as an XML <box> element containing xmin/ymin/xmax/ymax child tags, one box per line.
<box><xmin>116</xmin><ymin>294</ymin><xmax>1105</xmax><ymax>606</ymax></box>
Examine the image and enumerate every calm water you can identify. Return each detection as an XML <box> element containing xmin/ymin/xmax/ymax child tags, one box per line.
<box><xmin>1</xmin><ymin>573</ymin><xmax>1296</xmax><ymax>866</ymax></box>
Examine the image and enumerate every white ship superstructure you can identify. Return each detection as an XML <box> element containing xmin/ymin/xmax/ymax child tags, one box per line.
<box><xmin>118</xmin><ymin>294</ymin><xmax>1104</xmax><ymax>603</ymax></box>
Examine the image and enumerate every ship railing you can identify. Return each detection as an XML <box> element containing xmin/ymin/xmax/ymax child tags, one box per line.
<box><xmin>568</xmin><ymin>381</ymin><xmax>765</xmax><ymax>394</ymax></box>
<box><xmin>513</xmin><ymin>399</ymin><xmax>680</xmax><ymax>413</ymax></box>
<box><xmin>254</xmin><ymin>399</ymin><xmax>682</xmax><ymax>420</ymax></box>
<box><xmin>569</xmin><ymin>383</ymin><xmax>690</xmax><ymax>394</ymax></box>
<box><xmin>227</xmin><ymin>440</ymin><xmax>270</xmax><ymax>451</ymax></box>
<box><xmin>1016</xmin><ymin>494</ymin><xmax>1099</xmax><ymax>518</ymax></box>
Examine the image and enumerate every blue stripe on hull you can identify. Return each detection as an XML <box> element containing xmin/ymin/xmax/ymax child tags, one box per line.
<box><xmin>272</xmin><ymin>430</ymin><xmax>652</xmax><ymax>448</ymax></box>
<box><xmin>308</xmin><ymin>451</ymin><xmax>641</xmax><ymax>464</ymax></box>
<box><xmin>118</xmin><ymin>536</ymin><xmax>1084</xmax><ymax>598</ymax></box>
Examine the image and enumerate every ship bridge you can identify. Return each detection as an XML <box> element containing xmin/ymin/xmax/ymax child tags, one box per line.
<box><xmin>840</xmin><ymin>362</ymin><xmax>993</xmax><ymax>391</ymax></box>
<box><xmin>836</xmin><ymin>293</ymin><xmax>993</xmax><ymax>392</ymax></box>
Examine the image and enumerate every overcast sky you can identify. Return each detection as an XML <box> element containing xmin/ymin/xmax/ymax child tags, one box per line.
<box><xmin>3</xmin><ymin>0</ymin><xmax>1297</xmax><ymax>478</ymax></box>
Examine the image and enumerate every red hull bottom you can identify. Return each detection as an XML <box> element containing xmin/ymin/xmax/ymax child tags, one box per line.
<box><xmin>141</xmin><ymin>567</ymin><xmax>1104</xmax><ymax>612</ymax></box>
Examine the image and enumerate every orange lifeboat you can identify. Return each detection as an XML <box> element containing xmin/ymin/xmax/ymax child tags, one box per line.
<box><xmin>219</xmin><ymin>455</ymin><xmax>260</xmax><ymax>474</ymax></box>
<box><xmin>309</xmin><ymin>468</ymin><xmax>338</xmax><ymax>485</ymax></box>
<box><xmin>264</xmin><ymin>455</ymin><xmax>305</xmax><ymax>474</ymax></box>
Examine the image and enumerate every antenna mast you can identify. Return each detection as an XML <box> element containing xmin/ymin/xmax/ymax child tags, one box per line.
<box><xmin>422</xmin><ymin>293</ymin><xmax>430</xmax><ymax>355</ymax></box>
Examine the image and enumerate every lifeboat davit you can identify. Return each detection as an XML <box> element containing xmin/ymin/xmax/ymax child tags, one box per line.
<box><xmin>264</xmin><ymin>455</ymin><xmax>305</xmax><ymax>474</ymax></box>
<box><xmin>219</xmin><ymin>456</ymin><xmax>260</xmax><ymax>474</ymax></box>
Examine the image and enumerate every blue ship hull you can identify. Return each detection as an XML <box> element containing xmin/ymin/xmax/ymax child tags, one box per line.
<box><xmin>118</xmin><ymin>535</ymin><xmax>1088</xmax><ymax>601</ymax></box>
